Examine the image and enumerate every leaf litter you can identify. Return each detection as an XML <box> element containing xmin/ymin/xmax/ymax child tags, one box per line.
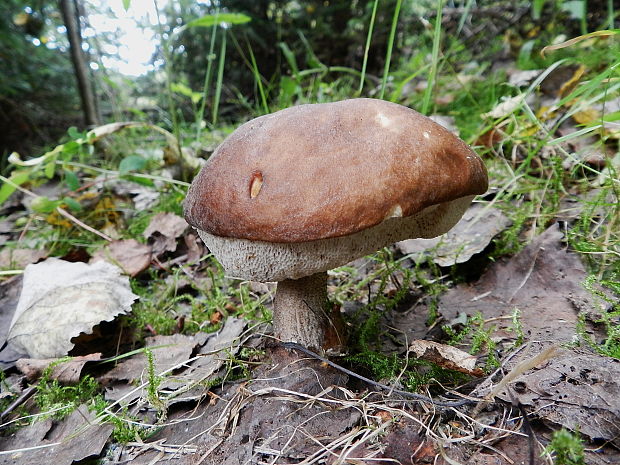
<box><xmin>101</xmin><ymin>317</ymin><xmax>246</xmax><ymax>406</ymax></box>
<box><xmin>16</xmin><ymin>353</ymin><xmax>102</xmax><ymax>384</ymax></box>
<box><xmin>493</xmin><ymin>343</ymin><xmax>620</xmax><ymax>447</ymax></box>
<box><xmin>438</xmin><ymin>223</ymin><xmax>601</xmax><ymax>343</ymax></box>
<box><xmin>0</xmin><ymin>404</ymin><xmax>113</xmax><ymax>465</ymax></box>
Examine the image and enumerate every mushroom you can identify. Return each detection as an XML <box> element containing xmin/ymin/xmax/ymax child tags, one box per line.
<box><xmin>184</xmin><ymin>98</ymin><xmax>488</xmax><ymax>351</ymax></box>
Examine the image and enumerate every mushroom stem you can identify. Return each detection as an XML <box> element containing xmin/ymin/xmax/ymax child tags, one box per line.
<box><xmin>273</xmin><ymin>272</ymin><xmax>330</xmax><ymax>350</ymax></box>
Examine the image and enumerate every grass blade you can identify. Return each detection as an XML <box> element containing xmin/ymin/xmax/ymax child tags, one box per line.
<box><xmin>359</xmin><ymin>0</ymin><xmax>379</xmax><ymax>94</ymax></box>
<box><xmin>247</xmin><ymin>40</ymin><xmax>269</xmax><ymax>114</ymax></box>
<box><xmin>195</xmin><ymin>10</ymin><xmax>220</xmax><ymax>141</ymax></box>
<box><xmin>379</xmin><ymin>0</ymin><xmax>402</xmax><ymax>100</ymax></box>
<box><xmin>212</xmin><ymin>29</ymin><xmax>227</xmax><ymax>125</ymax></box>
<box><xmin>421</xmin><ymin>0</ymin><xmax>444</xmax><ymax>115</ymax></box>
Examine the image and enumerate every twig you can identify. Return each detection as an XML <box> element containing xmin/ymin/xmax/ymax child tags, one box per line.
<box><xmin>55</xmin><ymin>206</ymin><xmax>113</xmax><ymax>242</ymax></box>
<box><xmin>0</xmin><ymin>386</ymin><xmax>37</xmax><ymax>422</ymax></box>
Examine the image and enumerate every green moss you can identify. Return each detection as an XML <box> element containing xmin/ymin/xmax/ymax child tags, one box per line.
<box><xmin>544</xmin><ymin>428</ymin><xmax>585</xmax><ymax>465</ymax></box>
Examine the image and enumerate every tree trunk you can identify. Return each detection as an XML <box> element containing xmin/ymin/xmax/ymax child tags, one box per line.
<box><xmin>59</xmin><ymin>0</ymin><xmax>100</xmax><ymax>127</ymax></box>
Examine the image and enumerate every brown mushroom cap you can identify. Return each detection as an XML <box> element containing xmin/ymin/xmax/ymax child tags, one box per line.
<box><xmin>184</xmin><ymin>98</ymin><xmax>487</xmax><ymax>244</ymax></box>
<box><xmin>184</xmin><ymin>98</ymin><xmax>488</xmax><ymax>282</ymax></box>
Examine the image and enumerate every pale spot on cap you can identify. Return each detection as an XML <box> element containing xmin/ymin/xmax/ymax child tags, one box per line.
<box><xmin>376</xmin><ymin>112</ymin><xmax>391</xmax><ymax>127</ymax></box>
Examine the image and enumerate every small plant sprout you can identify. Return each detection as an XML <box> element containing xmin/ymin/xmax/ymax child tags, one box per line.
<box><xmin>184</xmin><ymin>98</ymin><xmax>488</xmax><ymax>351</ymax></box>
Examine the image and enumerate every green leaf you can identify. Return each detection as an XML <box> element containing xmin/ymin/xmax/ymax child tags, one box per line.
<box><xmin>278</xmin><ymin>42</ymin><xmax>299</xmax><ymax>78</ymax></box>
<box><xmin>279</xmin><ymin>76</ymin><xmax>298</xmax><ymax>104</ymax></box>
<box><xmin>119</xmin><ymin>155</ymin><xmax>147</xmax><ymax>174</ymax></box>
<box><xmin>62</xmin><ymin>141</ymin><xmax>80</xmax><ymax>156</ymax></box>
<box><xmin>67</xmin><ymin>126</ymin><xmax>81</xmax><ymax>140</ymax></box>
<box><xmin>122</xmin><ymin>0</ymin><xmax>131</xmax><ymax>11</ymax></box>
<box><xmin>62</xmin><ymin>197</ymin><xmax>82</xmax><ymax>212</ymax></box>
<box><xmin>44</xmin><ymin>153</ymin><xmax>57</xmax><ymax>179</ymax></box>
<box><xmin>186</xmin><ymin>13</ymin><xmax>251</xmax><ymax>28</ymax></box>
<box><xmin>124</xmin><ymin>175</ymin><xmax>155</xmax><ymax>187</ymax></box>
<box><xmin>31</xmin><ymin>196</ymin><xmax>61</xmax><ymax>214</ymax></box>
<box><xmin>171</xmin><ymin>82</ymin><xmax>202</xmax><ymax>104</ymax></box>
<box><xmin>532</xmin><ymin>0</ymin><xmax>546</xmax><ymax>20</ymax></box>
<box><xmin>0</xmin><ymin>170</ymin><xmax>29</xmax><ymax>205</ymax></box>
<box><xmin>64</xmin><ymin>170</ymin><xmax>80</xmax><ymax>191</ymax></box>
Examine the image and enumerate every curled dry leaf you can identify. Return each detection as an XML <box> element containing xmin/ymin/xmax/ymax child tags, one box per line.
<box><xmin>102</xmin><ymin>318</ymin><xmax>246</xmax><ymax>406</ymax></box>
<box><xmin>16</xmin><ymin>353</ymin><xmax>102</xmax><ymax>383</ymax></box>
<box><xmin>7</xmin><ymin>258</ymin><xmax>138</xmax><ymax>359</ymax></box>
<box><xmin>143</xmin><ymin>212</ymin><xmax>188</xmax><ymax>256</ymax></box>
<box><xmin>409</xmin><ymin>340</ymin><xmax>484</xmax><ymax>377</ymax></box>
<box><xmin>398</xmin><ymin>203</ymin><xmax>511</xmax><ymax>267</ymax></box>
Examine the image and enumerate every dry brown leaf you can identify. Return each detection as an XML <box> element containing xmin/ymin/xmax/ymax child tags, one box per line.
<box><xmin>0</xmin><ymin>248</ymin><xmax>47</xmax><ymax>269</ymax></box>
<box><xmin>398</xmin><ymin>203</ymin><xmax>511</xmax><ymax>267</ymax></box>
<box><xmin>0</xmin><ymin>404</ymin><xmax>113</xmax><ymax>465</ymax></box>
<box><xmin>16</xmin><ymin>353</ymin><xmax>102</xmax><ymax>383</ymax></box>
<box><xmin>91</xmin><ymin>239</ymin><xmax>152</xmax><ymax>276</ymax></box>
<box><xmin>100</xmin><ymin>333</ymin><xmax>208</xmax><ymax>386</ymax></box>
<box><xmin>438</xmin><ymin>223</ymin><xmax>600</xmax><ymax>343</ymax></box>
<box><xmin>0</xmin><ymin>275</ymin><xmax>27</xmax><ymax>369</ymax></box>
<box><xmin>183</xmin><ymin>232</ymin><xmax>205</xmax><ymax>263</ymax></box>
<box><xmin>7</xmin><ymin>258</ymin><xmax>137</xmax><ymax>359</ymax></box>
<box><xmin>409</xmin><ymin>340</ymin><xmax>484</xmax><ymax>377</ymax></box>
<box><xmin>143</xmin><ymin>212</ymin><xmax>188</xmax><ymax>256</ymax></box>
<box><xmin>495</xmin><ymin>345</ymin><xmax>620</xmax><ymax>447</ymax></box>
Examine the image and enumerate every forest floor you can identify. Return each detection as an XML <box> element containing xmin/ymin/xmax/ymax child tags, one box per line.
<box><xmin>0</xmin><ymin>28</ymin><xmax>619</xmax><ymax>465</ymax></box>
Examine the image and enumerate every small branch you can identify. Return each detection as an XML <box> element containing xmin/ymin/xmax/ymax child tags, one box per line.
<box><xmin>56</xmin><ymin>207</ymin><xmax>113</xmax><ymax>242</ymax></box>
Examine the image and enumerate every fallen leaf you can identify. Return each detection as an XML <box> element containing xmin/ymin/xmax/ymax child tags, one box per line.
<box><xmin>438</xmin><ymin>224</ymin><xmax>600</xmax><ymax>343</ymax></box>
<box><xmin>16</xmin><ymin>353</ymin><xmax>102</xmax><ymax>383</ymax></box>
<box><xmin>0</xmin><ymin>404</ymin><xmax>113</xmax><ymax>465</ymax></box>
<box><xmin>495</xmin><ymin>344</ymin><xmax>620</xmax><ymax>447</ymax></box>
<box><xmin>100</xmin><ymin>332</ymin><xmax>209</xmax><ymax>387</ymax></box>
<box><xmin>0</xmin><ymin>248</ymin><xmax>47</xmax><ymax>269</ymax></box>
<box><xmin>558</xmin><ymin>64</ymin><xmax>586</xmax><ymax>97</ymax></box>
<box><xmin>409</xmin><ymin>340</ymin><xmax>484</xmax><ymax>376</ymax></box>
<box><xmin>0</xmin><ymin>418</ymin><xmax>54</xmax><ymax>465</ymax></box>
<box><xmin>508</xmin><ymin>68</ymin><xmax>542</xmax><ymax>87</ymax></box>
<box><xmin>143</xmin><ymin>212</ymin><xmax>188</xmax><ymax>256</ymax></box>
<box><xmin>183</xmin><ymin>232</ymin><xmax>205</xmax><ymax>263</ymax></box>
<box><xmin>398</xmin><ymin>203</ymin><xmax>511</xmax><ymax>267</ymax></box>
<box><xmin>91</xmin><ymin>239</ymin><xmax>152</xmax><ymax>276</ymax></box>
<box><xmin>104</xmin><ymin>177</ymin><xmax>160</xmax><ymax>211</ymax></box>
<box><xmin>7</xmin><ymin>258</ymin><xmax>138</xmax><ymax>359</ymax></box>
<box><xmin>481</xmin><ymin>94</ymin><xmax>526</xmax><ymax>119</ymax></box>
<box><xmin>475</xmin><ymin>126</ymin><xmax>506</xmax><ymax>148</ymax></box>
<box><xmin>0</xmin><ymin>275</ymin><xmax>28</xmax><ymax>369</ymax></box>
